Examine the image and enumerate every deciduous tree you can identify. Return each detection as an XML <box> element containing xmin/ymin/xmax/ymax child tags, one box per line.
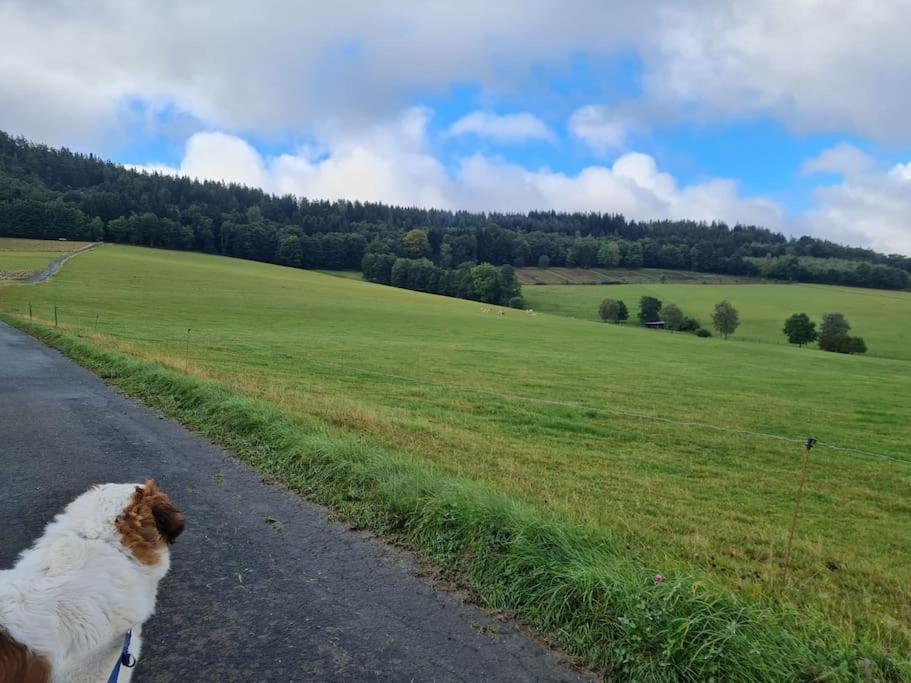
<box><xmin>712</xmin><ymin>300</ymin><xmax>740</xmax><ymax>339</ymax></box>
<box><xmin>401</xmin><ymin>228</ymin><xmax>431</xmax><ymax>258</ymax></box>
<box><xmin>617</xmin><ymin>300</ymin><xmax>629</xmax><ymax>323</ymax></box>
<box><xmin>783</xmin><ymin>313</ymin><xmax>818</xmax><ymax>347</ymax></box>
<box><xmin>470</xmin><ymin>263</ymin><xmax>500</xmax><ymax>303</ymax></box>
<box><xmin>638</xmin><ymin>296</ymin><xmax>662</xmax><ymax>323</ymax></box>
<box><xmin>818</xmin><ymin>313</ymin><xmax>850</xmax><ymax>351</ymax></box>
<box><xmin>660</xmin><ymin>303</ymin><xmax>684</xmax><ymax>331</ymax></box>
<box><xmin>599</xmin><ymin>298</ymin><xmax>621</xmax><ymax>323</ymax></box>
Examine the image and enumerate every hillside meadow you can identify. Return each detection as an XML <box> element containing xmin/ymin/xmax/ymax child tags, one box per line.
<box><xmin>524</xmin><ymin>282</ymin><xmax>911</xmax><ymax>361</ymax></box>
<box><xmin>0</xmin><ymin>237</ymin><xmax>94</xmax><ymax>282</ymax></box>
<box><xmin>1</xmin><ymin>245</ymin><xmax>909</xmax><ymax>676</ymax></box>
<box><xmin>516</xmin><ymin>266</ymin><xmax>763</xmax><ymax>286</ymax></box>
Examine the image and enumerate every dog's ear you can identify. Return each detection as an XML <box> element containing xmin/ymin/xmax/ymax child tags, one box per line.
<box><xmin>151</xmin><ymin>498</ymin><xmax>184</xmax><ymax>544</ymax></box>
<box><xmin>144</xmin><ymin>479</ymin><xmax>185</xmax><ymax>544</ymax></box>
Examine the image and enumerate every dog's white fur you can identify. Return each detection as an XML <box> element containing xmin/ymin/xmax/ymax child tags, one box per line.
<box><xmin>0</xmin><ymin>484</ymin><xmax>174</xmax><ymax>682</ymax></box>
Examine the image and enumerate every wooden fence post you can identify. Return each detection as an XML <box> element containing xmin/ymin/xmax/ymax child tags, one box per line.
<box><xmin>784</xmin><ymin>438</ymin><xmax>816</xmax><ymax>575</ymax></box>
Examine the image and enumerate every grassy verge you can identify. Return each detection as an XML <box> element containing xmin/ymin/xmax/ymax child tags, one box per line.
<box><xmin>4</xmin><ymin>316</ymin><xmax>902</xmax><ymax>681</ymax></box>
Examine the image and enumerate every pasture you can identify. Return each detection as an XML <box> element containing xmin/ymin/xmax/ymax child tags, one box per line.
<box><xmin>0</xmin><ymin>237</ymin><xmax>95</xmax><ymax>282</ymax></box>
<box><xmin>1</xmin><ymin>245</ymin><xmax>909</xmax><ymax>675</ymax></box>
<box><xmin>516</xmin><ymin>266</ymin><xmax>761</xmax><ymax>285</ymax></box>
<box><xmin>524</xmin><ymin>282</ymin><xmax>911</xmax><ymax>361</ymax></box>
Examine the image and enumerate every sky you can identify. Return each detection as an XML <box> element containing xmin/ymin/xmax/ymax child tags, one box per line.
<box><xmin>2</xmin><ymin>1</ymin><xmax>910</xmax><ymax>255</ymax></box>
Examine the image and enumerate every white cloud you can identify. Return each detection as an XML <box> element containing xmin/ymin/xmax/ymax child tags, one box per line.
<box><xmin>182</xmin><ymin>132</ymin><xmax>269</xmax><ymax>187</ymax></box>
<box><xmin>890</xmin><ymin>162</ymin><xmax>911</xmax><ymax>182</ymax></box>
<box><xmin>0</xmin><ymin>1</ymin><xmax>644</xmax><ymax>147</ymax></box>
<box><xmin>447</xmin><ymin>111</ymin><xmax>555</xmax><ymax>144</ymax></box>
<box><xmin>644</xmin><ymin>2</ymin><xmax>911</xmax><ymax>141</ymax></box>
<box><xmin>136</xmin><ymin>109</ymin><xmax>784</xmax><ymax>232</ymax></box>
<box><xmin>568</xmin><ymin>105</ymin><xmax>629</xmax><ymax>153</ymax></box>
<box><xmin>452</xmin><ymin>152</ymin><xmax>783</xmax><ymax>229</ymax></box>
<box><xmin>135</xmin><ymin>109</ymin><xmax>451</xmax><ymax>208</ymax></box>
<box><xmin>804</xmin><ymin>152</ymin><xmax>911</xmax><ymax>255</ymax></box>
<box><xmin>801</xmin><ymin>144</ymin><xmax>877</xmax><ymax>178</ymax></box>
<box><xmin>5</xmin><ymin>2</ymin><xmax>911</xmax><ymax>146</ymax></box>
<box><xmin>129</xmin><ymin>133</ymin><xmax>269</xmax><ymax>188</ymax></box>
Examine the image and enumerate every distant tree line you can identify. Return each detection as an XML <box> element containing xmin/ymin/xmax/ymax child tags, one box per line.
<box><xmin>362</xmin><ymin>253</ymin><xmax>523</xmax><ymax>307</ymax></box>
<box><xmin>756</xmin><ymin>254</ymin><xmax>908</xmax><ymax>290</ymax></box>
<box><xmin>783</xmin><ymin>312</ymin><xmax>866</xmax><ymax>353</ymax></box>
<box><xmin>598</xmin><ymin>295</ymin><xmax>870</xmax><ymax>354</ymax></box>
<box><xmin>598</xmin><ymin>295</ymin><xmax>720</xmax><ymax>337</ymax></box>
<box><xmin>1</xmin><ymin>130</ymin><xmax>909</xmax><ymax>294</ymax></box>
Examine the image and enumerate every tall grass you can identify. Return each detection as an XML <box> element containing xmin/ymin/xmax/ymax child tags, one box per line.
<box><xmin>7</xmin><ymin>317</ymin><xmax>903</xmax><ymax>681</ymax></box>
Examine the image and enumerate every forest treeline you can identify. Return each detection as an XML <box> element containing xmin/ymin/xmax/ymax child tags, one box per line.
<box><xmin>1</xmin><ymin>130</ymin><xmax>909</xmax><ymax>293</ymax></box>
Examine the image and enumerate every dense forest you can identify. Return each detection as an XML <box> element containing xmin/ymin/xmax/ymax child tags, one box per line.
<box><xmin>1</xmin><ymin>130</ymin><xmax>909</xmax><ymax>297</ymax></box>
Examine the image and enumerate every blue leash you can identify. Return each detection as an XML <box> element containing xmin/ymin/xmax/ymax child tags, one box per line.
<box><xmin>106</xmin><ymin>630</ymin><xmax>136</xmax><ymax>683</ymax></box>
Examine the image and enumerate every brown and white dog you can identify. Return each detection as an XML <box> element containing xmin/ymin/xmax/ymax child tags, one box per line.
<box><xmin>0</xmin><ymin>481</ymin><xmax>183</xmax><ymax>682</ymax></box>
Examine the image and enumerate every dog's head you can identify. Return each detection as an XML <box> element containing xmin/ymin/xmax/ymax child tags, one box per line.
<box><xmin>59</xmin><ymin>480</ymin><xmax>185</xmax><ymax>567</ymax></box>
<box><xmin>114</xmin><ymin>480</ymin><xmax>185</xmax><ymax>565</ymax></box>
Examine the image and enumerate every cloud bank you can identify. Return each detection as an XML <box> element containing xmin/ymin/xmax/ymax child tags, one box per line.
<box><xmin>803</xmin><ymin>146</ymin><xmax>911</xmax><ymax>254</ymax></box>
<box><xmin>136</xmin><ymin>108</ymin><xmax>784</xmax><ymax>230</ymax></box>
<box><xmin>4</xmin><ymin>2</ymin><xmax>911</xmax><ymax>145</ymax></box>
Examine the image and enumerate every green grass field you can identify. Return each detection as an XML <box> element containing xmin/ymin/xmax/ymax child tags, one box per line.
<box><xmin>0</xmin><ymin>237</ymin><xmax>95</xmax><ymax>281</ymax></box>
<box><xmin>517</xmin><ymin>266</ymin><xmax>763</xmax><ymax>285</ymax></box>
<box><xmin>1</xmin><ymin>245</ymin><xmax>909</xmax><ymax>677</ymax></box>
<box><xmin>525</xmin><ymin>282</ymin><xmax>911</xmax><ymax>361</ymax></box>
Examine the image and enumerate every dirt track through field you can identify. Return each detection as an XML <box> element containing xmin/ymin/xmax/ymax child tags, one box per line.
<box><xmin>26</xmin><ymin>242</ymin><xmax>101</xmax><ymax>284</ymax></box>
<box><xmin>0</xmin><ymin>322</ymin><xmax>584</xmax><ymax>682</ymax></box>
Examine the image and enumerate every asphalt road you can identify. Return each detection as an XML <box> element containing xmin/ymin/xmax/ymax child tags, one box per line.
<box><xmin>0</xmin><ymin>322</ymin><xmax>584</xmax><ymax>682</ymax></box>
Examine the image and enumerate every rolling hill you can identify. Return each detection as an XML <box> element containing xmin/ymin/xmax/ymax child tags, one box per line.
<box><xmin>524</xmin><ymin>281</ymin><xmax>911</xmax><ymax>360</ymax></box>
<box><xmin>1</xmin><ymin>243</ymin><xmax>908</xmax><ymax>678</ymax></box>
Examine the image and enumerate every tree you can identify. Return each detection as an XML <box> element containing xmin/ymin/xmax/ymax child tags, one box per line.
<box><xmin>818</xmin><ymin>313</ymin><xmax>867</xmax><ymax>353</ymax></box>
<box><xmin>623</xmin><ymin>242</ymin><xmax>644</xmax><ymax>269</ymax></box>
<box><xmin>276</xmin><ymin>234</ymin><xmax>302</xmax><ymax>266</ymax></box>
<box><xmin>566</xmin><ymin>237</ymin><xmax>599</xmax><ymax>268</ymax></box>
<box><xmin>407</xmin><ymin>258</ymin><xmax>438</xmax><ymax>292</ymax></box>
<box><xmin>598</xmin><ymin>241</ymin><xmax>621</xmax><ymax>267</ymax></box>
<box><xmin>390</xmin><ymin>258</ymin><xmax>411</xmax><ymax>288</ymax></box>
<box><xmin>783</xmin><ymin>313</ymin><xmax>818</xmax><ymax>347</ymax></box>
<box><xmin>847</xmin><ymin>336</ymin><xmax>867</xmax><ymax>354</ymax></box>
<box><xmin>401</xmin><ymin>228</ymin><xmax>430</xmax><ymax>258</ymax></box>
<box><xmin>537</xmin><ymin>254</ymin><xmax>550</xmax><ymax>268</ymax></box>
<box><xmin>679</xmin><ymin>316</ymin><xmax>700</xmax><ymax>332</ymax></box>
<box><xmin>712</xmin><ymin>300</ymin><xmax>740</xmax><ymax>339</ymax></box>
<box><xmin>617</xmin><ymin>300</ymin><xmax>629</xmax><ymax>323</ymax></box>
<box><xmin>599</xmin><ymin>298</ymin><xmax>622</xmax><ymax>323</ymax></box>
<box><xmin>660</xmin><ymin>303</ymin><xmax>684</xmax><ymax>331</ymax></box>
<box><xmin>638</xmin><ymin>296</ymin><xmax>662</xmax><ymax>323</ymax></box>
<box><xmin>818</xmin><ymin>313</ymin><xmax>850</xmax><ymax>351</ymax></box>
<box><xmin>497</xmin><ymin>265</ymin><xmax>521</xmax><ymax>304</ymax></box>
<box><xmin>470</xmin><ymin>263</ymin><xmax>500</xmax><ymax>303</ymax></box>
